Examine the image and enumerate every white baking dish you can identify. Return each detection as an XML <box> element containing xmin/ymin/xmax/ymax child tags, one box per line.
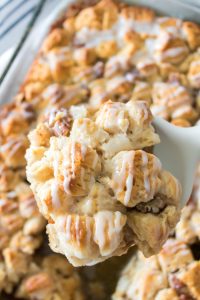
<box><xmin>1</xmin><ymin>0</ymin><xmax>200</xmax><ymax>105</ymax></box>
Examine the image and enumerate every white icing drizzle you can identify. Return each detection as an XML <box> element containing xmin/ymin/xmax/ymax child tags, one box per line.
<box><xmin>94</xmin><ymin>211</ymin><xmax>125</xmax><ymax>255</ymax></box>
<box><xmin>65</xmin><ymin>215</ymin><xmax>72</xmax><ymax>241</ymax></box>
<box><xmin>145</xmin><ymin>38</ymin><xmax>156</xmax><ymax>56</ymax></box>
<box><xmin>151</xmin><ymin>104</ymin><xmax>167</xmax><ymax>116</ymax></box>
<box><xmin>189</xmin><ymin>72</ymin><xmax>200</xmax><ymax>83</ymax></box>
<box><xmin>162</xmin><ymin>46</ymin><xmax>187</xmax><ymax>59</ymax></box>
<box><xmin>151</xmin><ymin>156</ymin><xmax>161</xmax><ymax>197</ymax></box>
<box><xmin>6</xmin><ymin>191</ymin><xmax>17</xmax><ymax>199</ymax></box>
<box><xmin>124</xmin><ymin>172</ymin><xmax>134</xmax><ymax>206</ymax></box>
<box><xmin>42</xmin><ymin>84</ymin><xmax>61</xmax><ymax>101</ymax></box>
<box><xmin>97</xmin><ymin>101</ymin><xmax>128</xmax><ymax>133</ymax></box>
<box><xmin>94</xmin><ymin>212</ymin><xmax>106</xmax><ymax>250</ymax></box>
<box><xmin>168</xmin><ymin>88</ymin><xmax>191</xmax><ymax>108</ymax></box>
<box><xmin>157</xmin><ymin>17</ymin><xmax>183</xmax><ymax>36</ymax></box>
<box><xmin>1</xmin><ymin>140</ymin><xmax>22</xmax><ymax>157</ymax></box>
<box><xmin>106</xmin><ymin>54</ymin><xmax>130</xmax><ymax>76</ymax></box>
<box><xmin>45</xmin><ymin>47</ymin><xmax>71</xmax><ymax>71</ymax></box>
<box><xmin>190</xmin><ymin>60</ymin><xmax>200</xmax><ymax>67</ymax></box>
<box><xmin>51</xmin><ymin>182</ymin><xmax>61</xmax><ymax>208</ymax></box>
<box><xmin>172</xmin><ymin>105</ymin><xmax>192</xmax><ymax>118</ymax></box>
<box><xmin>114</xmin><ymin>151</ymin><xmax>135</xmax><ymax>206</ymax></box>
<box><xmin>123</xmin><ymin>152</ymin><xmax>135</xmax><ymax>206</ymax></box>
<box><xmin>137</xmin><ymin>58</ymin><xmax>155</xmax><ymax>70</ymax></box>
<box><xmin>74</xmin><ymin>16</ymin><xmax>159</xmax><ymax>50</ymax></box>
<box><xmin>107</xmin><ymin>76</ymin><xmax>128</xmax><ymax>91</ymax></box>
<box><xmin>171</xmin><ymin>85</ymin><xmax>186</xmax><ymax>98</ymax></box>
<box><xmin>62</xmin><ymin>140</ymin><xmax>89</xmax><ymax>194</ymax></box>
<box><xmin>132</xmin><ymin>48</ymin><xmax>151</xmax><ymax>64</ymax></box>
<box><xmin>141</xmin><ymin>151</ymin><xmax>150</xmax><ymax>195</ymax></box>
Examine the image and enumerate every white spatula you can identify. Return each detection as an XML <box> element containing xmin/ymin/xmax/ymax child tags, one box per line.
<box><xmin>153</xmin><ymin>117</ymin><xmax>200</xmax><ymax>207</ymax></box>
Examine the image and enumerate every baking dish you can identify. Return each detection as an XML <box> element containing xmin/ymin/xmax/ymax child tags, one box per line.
<box><xmin>1</xmin><ymin>0</ymin><xmax>200</xmax><ymax>105</ymax></box>
<box><xmin>1</xmin><ymin>1</ymin><xmax>200</xmax><ymax>299</ymax></box>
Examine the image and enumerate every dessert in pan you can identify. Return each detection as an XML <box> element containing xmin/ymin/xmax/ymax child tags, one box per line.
<box><xmin>20</xmin><ymin>0</ymin><xmax>200</xmax><ymax>125</ymax></box>
<box><xmin>0</xmin><ymin>0</ymin><xmax>200</xmax><ymax>298</ymax></box>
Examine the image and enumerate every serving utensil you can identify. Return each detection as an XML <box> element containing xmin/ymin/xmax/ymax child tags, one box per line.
<box><xmin>153</xmin><ymin>117</ymin><xmax>200</xmax><ymax>207</ymax></box>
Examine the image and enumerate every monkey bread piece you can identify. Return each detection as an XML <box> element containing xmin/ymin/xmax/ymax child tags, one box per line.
<box><xmin>187</xmin><ymin>56</ymin><xmax>200</xmax><ymax>88</ymax></box>
<box><xmin>151</xmin><ymin>82</ymin><xmax>198</xmax><ymax>123</ymax></box>
<box><xmin>0</xmin><ymin>134</ymin><xmax>29</xmax><ymax>168</ymax></box>
<box><xmin>154</xmin><ymin>31</ymin><xmax>189</xmax><ymax>64</ymax></box>
<box><xmin>113</xmin><ymin>238</ymin><xmax>200</xmax><ymax>300</ymax></box>
<box><xmin>15</xmin><ymin>255</ymin><xmax>85</xmax><ymax>300</ymax></box>
<box><xmin>0</xmin><ymin>100</ymin><xmax>36</xmax><ymax>168</ymax></box>
<box><xmin>175</xmin><ymin>163</ymin><xmax>200</xmax><ymax>244</ymax></box>
<box><xmin>0</xmin><ymin>164</ymin><xmax>22</xmax><ymax>193</ymax></box>
<box><xmin>182</xmin><ymin>21</ymin><xmax>200</xmax><ymax>50</ymax></box>
<box><xmin>26</xmin><ymin>100</ymin><xmax>181</xmax><ymax>266</ymax></box>
<box><xmin>0</xmin><ymin>173</ymin><xmax>46</xmax><ymax>254</ymax></box>
<box><xmin>110</xmin><ymin>150</ymin><xmax>162</xmax><ymax>207</ymax></box>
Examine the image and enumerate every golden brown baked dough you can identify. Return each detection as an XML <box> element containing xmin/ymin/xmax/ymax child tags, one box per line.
<box><xmin>151</xmin><ymin>82</ymin><xmax>198</xmax><ymax>123</ymax></box>
<box><xmin>0</xmin><ymin>164</ymin><xmax>45</xmax><ymax>293</ymax></box>
<box><xmin>113</xmin><ymin>238</ymin><xmax>200</xmax><ymax>300</ymax></box>
<box><xmin>0</xmin><ymin>100</ymin><xmax>36</xmax><ymax>168</ymax></box>
<box><xmin>175</xmin><ymin>164</ymin><xmax>200</xmax><ymax>244</ymax></box>
<box><xmin>11</xmin><ymin>0</ymin><xmax>198</xmax><ymax>128</ymax></box>
<box><xmin>26</xmin><ymin>100</ymin><xmax>181</xmax><ymax>266</ymax></box>
<box><xmin>15</xmin><ymin>255</ymin><xmax>84</xmax><ymax>300</ymax></box>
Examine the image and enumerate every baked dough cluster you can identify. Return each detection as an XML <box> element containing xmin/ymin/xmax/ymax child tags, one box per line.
<box><xmin>0</xmin><ymin>100</ymin><xmax>36</xmax><ymax>168</ymax></box>
<box><xmin>175</xmin><ymin>163</ymin><xmax>200</xmax><ymax>244</ymax></box>
<box><xmin>113</xmin><ymin>238</ymin><xmax>200</xmax><ymax>300</ymax></box>
<box><xmin>15</xmin><ymin>255</ymin><xmax>84</xmax><ymax>300</ymax></box>
<box><xmin>26</xmin><ymin>100</ymin><xmax>181</xmax><ymax>266</ymax></box>
<box><xmin>0</xmin><ymin>164</ymin><xmax>45</xmax><ymax>293</ymax></box>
